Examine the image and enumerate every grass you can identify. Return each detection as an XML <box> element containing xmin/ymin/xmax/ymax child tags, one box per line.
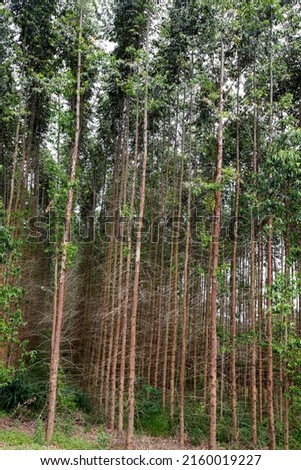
<box><xmin>137</xmin><ymin>412</ymin><xmax>172</xmax><ymax>437</ymax></box>
<box><xmin>52</xmin><ymin>432</ymin><xmax>100</xmax><ymax>450</ymax></box>
<box><xmin>0</xmin><ymin>422</ymin><xmax>109</xmax><ymax>450</ymax></box>
<box><xmin>0</xmin><ymin>429</ymin><xmax>34</xmax><ymax>448</ymax></box>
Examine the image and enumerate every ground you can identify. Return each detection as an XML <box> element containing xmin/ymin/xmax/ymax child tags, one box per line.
<box><xmin>0</xmin><ymin>415</ymin><xmax>203</xmax><ymax>450</ymax></box>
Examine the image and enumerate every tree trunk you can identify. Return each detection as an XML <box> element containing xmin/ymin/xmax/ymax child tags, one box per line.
<box><xmin>266</xmin><ymin>20</ymin><xmax>276</xmax><ymax>449</ymax></box>
<box><xmin>250</xmin><ymin>66</ymin><xmax>258</xmax><ymax>447</ymax></box>
<box><xmin>230</xmin><ymin>75</ymin><xmax>240</xmax><ymax>442</ymax></box>
<box><xmin>209</xmin><ymin>40</ymin><xmax>224</xmax><ymax>450</ymax></box>
<box><xmin>126</xmin><ymin>18</ymin><xmax>149</xmax><ymax>448</ymax></box>
<box><xmin>179</xmin><ymin>85</ymin><xmax>193</xmax><ymax>447</ymax></box>
<box><xmin>45</xmin><ymin>0</ymin><xmax>83</xmax><ymax>443</ymax></box>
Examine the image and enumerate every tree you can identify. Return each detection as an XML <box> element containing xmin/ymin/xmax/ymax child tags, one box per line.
<box><xmin>46</xmin><ymin>0</ymin><xmax>83</xmax><ymax>443</ymax></box>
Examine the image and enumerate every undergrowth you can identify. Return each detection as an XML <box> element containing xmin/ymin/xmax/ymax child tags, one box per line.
<box><xmin>1</xmin><ymin>371</ymin><xmax>301</xmax><ymax>449</ymax></box>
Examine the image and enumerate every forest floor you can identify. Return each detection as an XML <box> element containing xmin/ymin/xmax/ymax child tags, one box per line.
<box><xmin>0</xmin><ymin>414</ymin><xmax>202</xmax><ymax>450</ymax></box>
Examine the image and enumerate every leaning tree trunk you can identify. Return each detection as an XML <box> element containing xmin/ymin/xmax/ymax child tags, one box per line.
<box><xmin>46</xmin><ymin>0</ymin><xmax>83</xmax><ymax>443</ymax></box>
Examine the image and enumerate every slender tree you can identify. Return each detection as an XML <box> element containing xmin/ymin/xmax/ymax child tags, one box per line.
<box><xmin>46</xmin><ymin>0</ymin><xmax>83</xmax><ymax>443</ymax></box>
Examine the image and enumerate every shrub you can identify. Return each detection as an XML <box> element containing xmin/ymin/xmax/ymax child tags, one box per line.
<box><xmin>0</xmin><ymin>372</ymin><xmax>45</xmax><ymax>412</ymax></box>
<box><xmin>33</xmin><ymin>418</ymin><xmax>44</xmax><ymax>445</ymax></box>
<box><xmin>97</xmin><ymin>425</ymin><xmax>110</xmax><ymax>449</ymax></box>
<box><xmin>135</xmin><ymin>381</ymin><xmax>171</xmax><ymax>437</ymax></box>
<box><xmin>184</xmin><ymin>400</ymin><xmax>208</xmax><ymax>445</ymax></box>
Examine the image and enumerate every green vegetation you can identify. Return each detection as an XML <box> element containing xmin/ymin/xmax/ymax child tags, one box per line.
<box><xmin>0</xmin><ymin>428</ymin><xmax>103</xmax><ymax>450</ymax></box>
<box><xmin>0</xmin><ymin>416</ymin><xmax>110</xmax><ymax>450</ymax></box>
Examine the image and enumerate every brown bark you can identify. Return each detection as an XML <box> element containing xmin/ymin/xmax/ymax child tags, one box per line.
<box><xmin>266</xmin><ymin>23</ymin><xmax>276</xmax><ymax>449</ymax></box>
<box><xmin>250</xmin><ymin>69</ymin><xmax>258</xmax><ymax>447</ymax></box>
<box><xmin>179</xmin><ymin>86</ymin><xmax>193</xmax><ymax>448</ymax></box>
<box><xmin>230</xmin><ymin>74</ymin><xmax>240</xmax><ymax>442</ymax></box>
<box><xmin>126</xmin><ymin>19</ymin><xmax>149</xmax><ymax>448</ymax></box>
<box><xmin>266</xmin><ymin>217</ymin><xmax>275</xmax><ymax>450</ymax></box>
<box><xmin>118</xmin><ymin>96</ymin><xmax>139</xmax><ymax>435</ymax></box>
<box><xmin>209</xmin><ymin>40</ymin><xmax>224</xmax><ymax>451</ymax></box>
<box><xmin>45</xmin><ymin>0</ymin><xmax>83</xmax><ymax>443</ymax></box>
<box><xmin>170</xmin><ymin>90</ymin><xmax>185</xmax><ymax>421</ymax></box>
<box><xmin>110</xmin><ymin>99</ymin><xmax>130</xmax><ymax>430</ymax></box>
<box><xmin>7</xmin><ymin>116</ymin><xmax>21</xmax><ymax>227</ymax></box>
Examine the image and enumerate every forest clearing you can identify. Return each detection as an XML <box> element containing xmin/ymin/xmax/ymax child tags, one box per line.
<box><xmin>1</xmin><ymin>0</ymin><xmax>301</xmax><ymax>451</ymax></box>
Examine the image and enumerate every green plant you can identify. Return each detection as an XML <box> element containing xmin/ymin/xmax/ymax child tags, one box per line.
<box><xmin>56</xmin><ymin>375</ymin><xmax>77</xmax><ymax>414</ymax></box>
<box><xmin>74</xmin><ymin>388</ymin><xmax>93</xmax><ymax>414</ymax></box>
<box><xmin>53</xmin><ymin>431</ymin><xmax>100</xmax><ymax>450</ymax></box>
<box><xmin>0</xmin><ymin>223</ymin><xmax>27</xmax><ymax>386</ymax></box>
<box><xmin>61</xmin><ymin>417</ymin><xmax>74</xmax><ymax>437</ymax></box>
<box><xmin>184</xmin><ymin>400</ymin><xmax>209</xmax><ymax>445</ymax></box>
<box><xmin>0</xmin><ymin>373</ymin><xmax>37</xmax><ymax>411</ymax></box>
<box><xmin>134</xmin><ymin>381</ymin><xmax>171</xmax><ymax>436</ymax></box>
<box><xmin>33</xmin><ymin>417</ymin><xmax>44</xmax><ymax>445</ymax></box>
<box><xmin>0</xmin><ymin>429</ymin><xmax>33</xmax><ymax>448</ymax></box>
<box><xmin>97</xmin><ymin>425</ymin><xmax>110</xmax><ymax>449</ymax></box>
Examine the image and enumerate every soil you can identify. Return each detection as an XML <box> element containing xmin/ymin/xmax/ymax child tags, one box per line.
<box><xmin>0</xmin><ymin>416</ymin><xmax>204</xmax><ymax>450</ymax></box>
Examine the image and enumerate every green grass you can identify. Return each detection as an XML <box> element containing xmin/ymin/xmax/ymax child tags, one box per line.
<box><xmin>0</xmin><ymin>429</ymin><xmax>34</xmax><ymax>448</ymax></box>
<box><xmin>137</xmin><ymin>412</ymin><xmax>172</xmax><ymax>437</ymax></box>
<box><xmin>0</xmin><ymin>427</ymin><xmax>108</xmax><ymax>450</ymax></box>
<box><xmin>52</xmin><ymin>432</ymin><xmax>100</xmax><ymax>450</ymax></box>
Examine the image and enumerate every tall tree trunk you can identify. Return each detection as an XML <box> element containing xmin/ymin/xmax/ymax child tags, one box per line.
<box><xmin>126</xmin><ymin>18</ymin><xmax>149</xmax><ymax>449</ymax></box>
<box><xmin>250</xmin><ymin>65</ymin><xmax>258</xmax><ymax>447</ymax></box>
<box><xmin>118</xmin><ymin>96</ymin><xmax>139</xmax><ymax>435</ymax></box>
<box><xmin>266</xmin><ymin>19</ymin><xmax>276</xmax><ymax>449</ymax></box>
<box><xmin>209</xmin><ymin>40</ymin><xmax>224</xmax><ymax>450</ymax></box>
<box><xmin>179</xmin><ymin>86</ymin><xmax>193</xmax><ymax>448</ymax></box>
<box><xmin>45</xmin><ymin>0</ymin><xmax>83</xmax><ymax>443</ymax></box>
<box><xmin>170</xmin><ymin>90</ymin><xmax>185</xmax><ymax>421</ymax></box>
<box><xmin>7</xmin><ymin>116</ymin><xmax>21</xmax><ymax>227</ymax></box>
<box><xmin>230</xmin><ymin>75</ymin><xmax>240</xmax><ymax>442</ymax></box>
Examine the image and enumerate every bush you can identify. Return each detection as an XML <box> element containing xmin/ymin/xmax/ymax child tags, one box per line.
<box><xmin>184</xmin><ymin>400</ymin><xmax>208</xmax><ymax>445</ymax></box>
<box><xmin>33</xmin><ymin>418</ymin><xmax>44</xmax><ymax>445</ymax></box>
<box><xmin>135</xmin><ymin>381</ymin><xmax>171</xmax><ymax>437</ymax></box>
<box><xmin>0</xmin><ymin>372</ymin><xmax>46</xmax><ymax>412</ymax></box>
<box><xmin>97</xmin><ymin>425</ymin><xmax>110</xmax><ymax>449</ymax></box>
<box><xmin>74</xmin><ymin>388</ymin><xmax>93</xmax><ymax>414</ymax></box>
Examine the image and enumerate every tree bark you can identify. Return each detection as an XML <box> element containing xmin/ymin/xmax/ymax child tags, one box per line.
<box><xmin>209</xmin><ymin>40</ymin><xmax>224</xmax><ymax>450</ymax></box>
<box><xmin>46</xmin><ymin>0</ymin><xmax>83</xmax><ymax>443</ymax></box>
<box><xmin>126</xmin><ymin>18</ymin><xmax>149</xmax><ymax>449</ymax></box>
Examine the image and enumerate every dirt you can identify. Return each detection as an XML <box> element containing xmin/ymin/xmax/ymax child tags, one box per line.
<box><xmin>0</xmin><ymin>416</ymin><xmax>35</xmax><ymax>434</ymax></box>
<box><xmin>0</xmin><ymin>416</ymin><xmax>204</xmax><ymax>450</ymax></box>
<box><xmin>110</xmin><ymin>431</ymin><xmax>204</xmax><ymax>450</ymax></box>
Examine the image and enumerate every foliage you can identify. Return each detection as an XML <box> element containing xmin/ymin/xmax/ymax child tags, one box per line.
<box><xmin>184</xmin><ymin>400</ymin><xmax>208</xmax><ymax>445</ymax></box>
<box><xmin>0</xmin><ymin>429</ymin><xmax>33</xmax><ymax>448</ymax></box>
<box><xmin>33</xmin><ymin>418</ymin><xmax>45</xmax><ymax>445</ymax></box>
<box><xmin>97</xmin><ymin>425</ymin><xmax>111</xmax><ymax>449</ymax></box>
<box><xmin>0</xmin><ymin>372</ymin><xmax>46</xmax><ymax>412</ymax></box>
<box><xmin>135</xmin><ymin>382</ymin><xmax>171</xmax><ymax>436</ymax></box>
<box><xmin>0</xmin><ymin>223</ymin><xmax>28</xmax><ymax>385</ymax></box>
<box><xmin>0</xmin><ymin>427</ymin><xmax>105</xmax><ymax>450</ymax></box>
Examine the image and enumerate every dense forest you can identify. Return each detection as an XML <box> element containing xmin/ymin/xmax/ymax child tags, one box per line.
<box><xmin>1</xmin><ymin>0</ymin><xmax>301</xmax><ymax>451</ymax></box>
